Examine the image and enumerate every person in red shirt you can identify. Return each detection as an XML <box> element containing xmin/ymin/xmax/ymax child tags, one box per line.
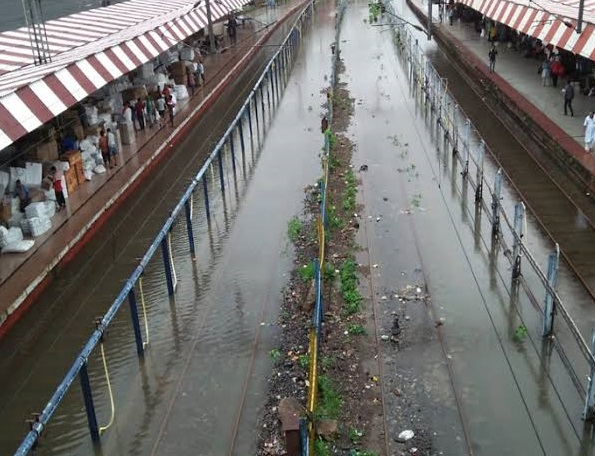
<box><xmin>50</xmin><ymin>166</ymin><xmax>66</xmax><ymax>211</ymax></box>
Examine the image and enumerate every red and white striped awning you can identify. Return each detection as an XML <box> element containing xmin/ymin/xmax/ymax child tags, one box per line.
<box><xmin>0</xmin><ymin>0</ymin><xmax>247</xmax><ymax>151</ymax></box>
<box><xmin>459</xmin><ymin>0</ymin><xmax>595</xmax><ymax>60</ymax></box>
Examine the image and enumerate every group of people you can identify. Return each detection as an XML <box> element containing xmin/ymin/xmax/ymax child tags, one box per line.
<box><xmin>121</xmin><ymin>61</ymin><xmax>206</xmax><ymax>131</ymax></box>
<box><xmin>538</xmin><ymin>55</ymin><xmax>565</xmax><ymax>88</ymax></box>
<box><xmin>98</xmin><ymin>128</ymin><xmax>119</xmax><ymax>168</ymax></box>
<box><xmin>14</xmin><ymin>165</ymin><xmax>67</xmax><ymax>215</ymax></box>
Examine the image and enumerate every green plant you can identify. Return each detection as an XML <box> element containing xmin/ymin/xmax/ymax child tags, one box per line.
<box><xmin>287</xmin><ymin>216</ymin><xmax>303</xmax><ymax>243</ymax></box>
<box><xmin>327</xmin><ymin>205</ymin><xmax>344</xmax><ymax>230</ymax></box>
<box><xmin>513</xmin><ymin>324</ymin><xmax>529</xmax><ymax>342</ymax></box>
<box><xmin>329</xmin><ymin>154</ymin><xmax>340</xmax><ymax>171</ymax></box>
<box><xmin>349</xmin><ymin>428</ymin><xmax>365</xmax><ymax>444</ymax></box>
<box><xmin>298</xmin><ymin>353</ymin><xmax>309</xmax><ymax>369</ymax></box>
<box><xmin>325</xmin><ymin>129</ymin><xmax>337</xmax><ymax>150</ymax></box>
<box><xmin>269</xmin><ymin>348</ymin><xmax>281</xmax><ymax>362</ymax></box>
<box><xmin>298</xmin><ymin>261</ymin><xmax>316</xmax><ymax>281</ymax></box>
<box><xmin>340</xmin><ymin>259</ymin><xmax>362</xmax><ymax>315</ymax></box>
<box><xmin>347</xmin><ymin>323</ymin><xmax>366</xmax><ymax>335</ymax></box>
<box><xmin>322</xmin><ymin>262</ymin><xmax>336</xmax><ymax>282</ymax></box>
<box><xmin>321</xmin><ymin>355</ymin><xmax>334</xmax><ymax>370</ymax></box>
<box><xmin>317</xmin><ymin>375</ymin><xmax>341</xmax><ymax>420</ymax></box>
<box><xmin>315</xmin><ymin>438</ymin><xmax>332</xmax><ymax>456</ymax></box>
<box><xmin>350</xmin><ymin>451</ymin><xmax>379</xmax><ymax>456</ymax></box>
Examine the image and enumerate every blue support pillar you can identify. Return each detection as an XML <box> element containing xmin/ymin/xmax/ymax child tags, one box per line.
<box><xmin>184</xmin><ymin>199</ymin><xmax>196</xmax><ymax>258</ymax></box>
<box><xmin>254</xmin><ymin>94</ymin><xmax>260</xmax><ymax>133</ymax></box>
<box><xmin>79</xmin><ymin>362</ymin><xmax>100</xmax><ymax>444</ymax></box>
<box><xmin>475</xmin><ymin>140</ymin><xmax>485</xmax><ymax>203</ymax></box>
<box><xmin>229</xmin><ymin>134</ymin><xmax>237</xmax><ymax>175</ymax></box>
<box><xmin>542</xmin><ymin>244</ymin><xmax>559</xmax><ymax>337</ymax></box>
<box><xmin>491</xmin><ymin>168</ymin><xmax>502</xmax><ymax>236</ymax></box>
<box><xmin>161</xmin><ymin>237</ymin><xmax>175</xmax><ymax>296</ymax></box>
<box><xmin>583</xmin><ymin>328</ymin><xmax>595</xmax><ymax>421</ymax></box>
<box><xmin>217</xmin><ymin>150</ymin><xmax>225</xmax><ymax>194</ymax></box>
<box><xmin>238</xmin><ymin>117</ymin><xmax>246</xmax><ymax>161</ymax></box>
<box><xmin>247</xmin><ymin>101</ymin><xmax>254</xmax><ymax>138</ymax></box>
<box><xmin>512</xmin><ymin>202</ymin><xmax>525</xmax><ymax>280</ymax></box>
<box><xmin>128</xmin><ymin>289</ymin><xmax>144</xmax><ymax>357</ymax></box>
<box><xmin>462</xmin><ymin>118</ymin><xmax>470</xmax><ymax>177</ymax></box>
<box><xmin>202</xmin><ymin>178</ymin><xmax>211</xmax><ymax>220</ymax></box>
<box><xmin>260</xmin><ymin>85</ymin><xmax>266</xmax><ymax>122</ymax></box>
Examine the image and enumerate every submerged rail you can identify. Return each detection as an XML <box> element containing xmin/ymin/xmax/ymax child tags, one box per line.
<box><xmin>387</xmin><ymin>1</ymin><xmax>595</xmax><ymax>422</ymax></box>
<box><xmin>12</xmin><ymin>3</ymin><xmax>314</xmax><ymax>455</ymax></box>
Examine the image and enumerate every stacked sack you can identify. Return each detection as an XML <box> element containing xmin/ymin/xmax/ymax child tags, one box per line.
<box><xmin>22</xmin><ymin>201</ymin><xmax>54</xmax><ymax>237</ymax></box>
<box><xmin>0</xmin><ymin>225</ymin><xmax>35</xmax><ymax>253</ymax></box>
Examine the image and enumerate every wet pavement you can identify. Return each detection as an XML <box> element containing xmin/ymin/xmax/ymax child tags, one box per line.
<box><xmin>339</xmin><ymin>0</ymin><xmax>595</xmax><ymax>454</ymax></box>
<box><xmin>0</xmin><ymin>1</ymin><xmax>336</xmax><ymax>454</ymax></box>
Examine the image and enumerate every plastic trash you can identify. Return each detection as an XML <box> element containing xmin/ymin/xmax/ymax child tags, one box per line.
<box><xmin>397</xmin><ymin>430</ymin><xmax>414</xmax><ymax>442</ymax></box>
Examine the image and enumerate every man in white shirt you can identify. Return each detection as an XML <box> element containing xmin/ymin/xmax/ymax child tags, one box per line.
<box><xmin>122</xmin><ymin>102</ymin><xmax>132</xmax><ymax>123</ymax></box>
<box><xmin>584</xmin><ymin>111</ymin><xmax>595</xmax><ymax>152</ymax></box>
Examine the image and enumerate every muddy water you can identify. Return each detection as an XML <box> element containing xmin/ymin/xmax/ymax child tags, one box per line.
<box><xmin>339</xmin><ymin>0</ymin><xmax>595</xmax><ymax>454</ymax></box>
<box><xmin>0</xmin><ymin>3</ymin><xmax>336</xmax><ymax>455</ymax></box>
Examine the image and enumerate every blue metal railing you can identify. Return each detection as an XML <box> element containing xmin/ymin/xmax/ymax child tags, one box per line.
<box><xmin>13</xmin><ymin>3</ymin><xmax>314</xmax><ymax>455</ymax></box>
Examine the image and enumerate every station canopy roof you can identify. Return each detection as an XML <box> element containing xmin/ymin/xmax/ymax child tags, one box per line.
<box><xmin>0</xmin><ymin>0</ymin><xmax>246</xmax><ymax>151</ymax></box>
<box><xmin>459</xmin><ymin>0</ymin><xmax>595</xmax><ymax>60</ymax></box>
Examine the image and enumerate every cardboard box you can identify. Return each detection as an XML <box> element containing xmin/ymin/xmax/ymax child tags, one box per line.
<box><xmin>60</xmin><ymin>150</ymin><xmax>82</xmax><ymax>166</ymax></box>
<box><xmin>170</xmin><ymin>61</ymin><xmax>186</xmax><ymax>76</ymax></box>
<box><xmin>0</xmin><ymin>201</ymin><xmax>11</xmax><ymax>225</ymax></box>
<box><xmin>64</xmin><ymin>169</ymin><xmax>78</xmax><ymax>195</ymax></box>
<box><xmin>73</xmin><ymin>124</ymin><xmax>85</xmax><ymax>140</ymax></box>
<box><xmin>122</xmin><ymin>86</ymin><xmax>148</xmax><ymax>103</ymax></box>
<box><xmin>33</xmin><ymin>140</ymin><xmax>58</xmax><ymax>162</ymax></box>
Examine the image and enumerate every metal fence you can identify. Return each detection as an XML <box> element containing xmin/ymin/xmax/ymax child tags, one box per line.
<box><xmin>12</xmin><ymin>4</ymin><xmax>314</xmax><ymax>455</ymax></box>
<box><xmin>387</xmin><ymin>1</ymin><xmax>595</xmax><ymax>423</ymax></box>
<box><xmin>301</xmin><ymin>0</ymin><xmax>346</xmax><ymax>454</ymax></box>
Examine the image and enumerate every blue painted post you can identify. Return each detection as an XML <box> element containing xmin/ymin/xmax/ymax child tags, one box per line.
<box><xmin>202</xmin><ymin>178</ymin><xmax>211</xmax><ymax>220</ymax></box>
<box><xmin>583</xmin><ymin>328</ymin><xmax>595</xmax><ymax>421</ymax></box>
<box><xmin>452</xmin><ymin>104</ymin><xmax>459</xmax><ymax>153</ymax></box>
<box><xmin>475</xmin><ymin>140</ymin><xmax>485</xmax><ymax>203</ymax></box>
<box><xmin>491</xmin><ymin>168</ymin><xmax>503</xmax><ymax>236</ymax></box>
<box><xmin>229</xmin><ymin>134</ymin><xmax>237</xmax><ymax>175</ymax></box>
<box><xmin>128</xmin><ymin>289</ymin><xmax>144</xmax><ymax>357</ymax></box>
<box><xmin>238</xmin><ymin>118</ymin><xmax>246</xmax><ymax>161</ymax></box>
<box><xmin>254</xmin><ymin>95</ymin><xmax>260</xmax><ymax>134</ymax></box>
<box><xmin>266</xmin><ymin>76</ymin><xmax>272</xmax><ymax>111</ymax></box>
<box><xmin>462</xmin><ymin>118</ymin><xmax>470</xmax><ymax>177</ymax></box>
<box><xmin>217</xmin><ymin>149</ymin><xmax>225</xmax><ymax>194</ymax></box>
<box><xmin>512</xmin><ymin>202</ymin><xmax>525</xmax><ymax>280</ymax></box>
<box><xmin>299</xmin><ymin>417</ymin><xmax>308</xmax><ymax>456</ymax></box>
<box><xmin>260</xmin><ymin>85</ymin><xmax>266</xmax><ymax>122</ymax></box>
<box><xmin>79</xmin><ymin>362</ymin><xmax>100</xmax><ymax>444</ymax></box>
<box><xmin>161</xmin><ymin>237</ymin><xmax>175</xmax><ymax>296</ymax></box>
<box><xmin>543</xmin><ymin>244</ymin><xmax>559</xmax><ymax>337</ymax></box>
<box><xmin>184</xmin><ymin>200</ymin><xmax>196</xmax><ymax>258</ymax></box>
<box><xmin>247</xmin><ymin>102</ymin><xmax>253</xmax><ymax>139</ymax></box>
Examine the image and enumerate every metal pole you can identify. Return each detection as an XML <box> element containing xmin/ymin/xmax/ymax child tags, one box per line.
<box><xmin>79</xmin><ymin>362</ymin><xmax>100</xmax><ymax>444</ymax></box>
<box><xmin>427</xmin><ymin>0</ymin><xmax>432</xmax><ymax>40</ymax></box>
<box><xmin>512</xmin><ymin>202</ymin><xmax>525</xmax><ymax>280</ymax></box>
<box><xmin>238</xmin><ymin>118</ymin><xmax>246</xmax><ymax>160</ymax></box>
<box><xmin>577</xmin><ymin>0</ymin><xmax>585</xmax><ymax>33</ymax></box>
<box><xmin>583</xmin><ymin>327</ymin><xmax>595</xmax><ymax>420</ymax></box>
<box><xmin>128</xmin><ymin>289</ymin><xmax>145</xmax><ymax>357</ymax></box>
<box><xmin>205</xmin><ymin>0</ymin><xmax>216</xmax><ymax>54</ymax></box>
<box><xmin>229</xmin><ymin>135</ymin><xmax>237</xmax><ymax>175</ymax></box>
<box><xmin>161</xmin><ymin>237</ymin><xmax>175</xmax><ymax>296</ymax></box>
<box><xmin>543</xmin><ymin>244</ymin><xmax>559</xmax><ymax>337</ymax></box>
<box><xmin>475</xmin><ymin>140</ymin><xmax>485</xmax><ymax>203</ymax></box>
<box><xmin>462</xmin><ymin>118</ymin><xmax>470</xmax><ymax>176</ymax></box>
<box><xmin>491</xmin><ymin>168</ymin><xmax>502</xmax><ymax>236</ymax></box>
<box><xmin>254</xmin><ymin>94</ymin><xmax>260</xmax><ymax>134</ymax></box>
<box><xmin>217</xmin><ymin>149</ymin><xmax>225</xmax><ymax>194</ymax></box>
<box><xmin>184</xmin><ymin>200</ymin><xmax>196</xmax><ymax>258</ymax></box>
<box><xmin>247</xmin><ymin>101</ymin><xmax>253</xmax><ymax>139</ymax></box>
<box><xmin>202</xmin><ymin>178</ymin><xmax>211</xmax><ymax>220</ymax></box>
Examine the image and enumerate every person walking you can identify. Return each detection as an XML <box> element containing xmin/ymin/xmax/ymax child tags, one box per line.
<box><xmin>166</xmin><ymin>91</ymin><xmax>177</xmax><ymax>127</ymax></box>
<box><xmin>98</xmin><ymin>129</ymin><xmax>110</xmax><ymax>167</ymax></box>
<box><xmin>540</xmin><ymin>58</ymin><xmax>551</xmax><ymax>86</ymax></box>
<box><xmin>488</xmin><ymin>44</ymin><xmax>498</xmax><ymax>73</ymax></box>
<box><xmin>145</xmin><ymin>96</ymin><xmax>156</xmax><ymax>128</ymax></box>
<box><xmin>227</xmin><ymin>13</ymin><xmax>237</xmax><ymax>45</ymax></box>
<box><xmin>563</xmin><ymin>80</ymin><xmax>574</xmax><ymax>116</ymax></box>
<box><xmin>584</xmin><ymin>111</ymin><xmax>595</xmax><ymax>152</ymax></box>
<box><xmin>550</xmin><ymin>57</ymin><xmax>564</xmax><ymax>88</ymax></box>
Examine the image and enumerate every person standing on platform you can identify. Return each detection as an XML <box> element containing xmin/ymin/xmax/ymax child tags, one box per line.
<box><xmin>584</xmin><ymin>111</ymin><xmax>595</xmax><ymax>152</ymax></box>
<box><xmin>156</xmin><ymin>93</ymin><xmax>166</xmax><ymax>127</ymax></box>
<box><xmin>99</xmin><ymin>129</ymin><xmax>110</xmax><ymax>167</ymax></box>
<box><xmin>166</xmin><ymin>92</ymin><xmax>177</xmax><ymax>127</ymax></box>
<box><xmin>550</xmin><ymin>57</ymin><xmax>564</xmax><ymax>87</ymax></box>
<box><xmin>107</xmin><ymin>128</ymin><xmax>119</xmax><ymax>167</ymax></box>
<box><xmin>488</xmin><ymin>44</ymin><xmax>498</xmax><ymax>73</ymax></box>
<box><xmin>227</xmin><ymin>13</ymin><xmax>237</xmax><ymax>45</ymax></box>
<box><xmin>563</xmin><ymin>80</ymin><xmax>575</xmax><ymax>116</ymax></box>
<box><xmin>135</xmin><ymin>97</ymin><xmax>145</xmax><ymax>130</ymax></box>
<box><xmin>50</xmin><ymin>166</ymin><xmax>66</xmax><ymax>211</ymax></box>
<box><xmin>15</xmin><ymin>180</ymin><xmax>30</xmax><ymax>212</ymax></box>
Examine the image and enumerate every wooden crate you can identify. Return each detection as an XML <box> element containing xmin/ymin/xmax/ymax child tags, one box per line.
<box><xmin>60</xmin><ymin>150</ymin><xmax>82</xmax><ymax>167</ymax></box>
<box><xmin>74</xmin><ymin>161</ymin><xmax>85</xmax><ymax>185</ymax></box>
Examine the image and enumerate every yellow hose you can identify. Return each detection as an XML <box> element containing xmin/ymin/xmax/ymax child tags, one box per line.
<box><xmin>99</xmin><ymin>342</ymin><xmax>115</xmax><ymax>434</ymax></box>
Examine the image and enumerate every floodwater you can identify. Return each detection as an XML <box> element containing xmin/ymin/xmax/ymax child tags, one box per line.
<box><xmin>0</xmin><ymin>2</ymin><xmax>336</xmax><ymax>455</ymax></box>
<box><xmin>339</xmin><ymin>0</ymin><xmax>595</xmax><ymax>454</ymax></box>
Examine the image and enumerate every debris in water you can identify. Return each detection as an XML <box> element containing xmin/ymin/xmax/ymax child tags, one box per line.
<box><xmin>396</xmin><ymin>429</ymin><xmax>415</xmax><ymax>442</ymax></box>
<box><xmin>359</xmin><ymin>164</ymin><xmax>369</xmax><ymax>171</ymax></box>
<box><xmin>391</xmin><ymin>317</ymin><xmax>402</xmax><ymax>336</ymax></box>
<box><xmin>383</xmin><ymin>197</ymin><xmax>388</xmax><ymax>201</ymax></box>
<box><xmin>435</xmin><ymin>317</ymin><xmax>445</xmax><ymax>327</ymax></box>
<box><xmin>381</xmin><ymin>334</ymin><xmax>390</xmax><ymax>341</ymax></box>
